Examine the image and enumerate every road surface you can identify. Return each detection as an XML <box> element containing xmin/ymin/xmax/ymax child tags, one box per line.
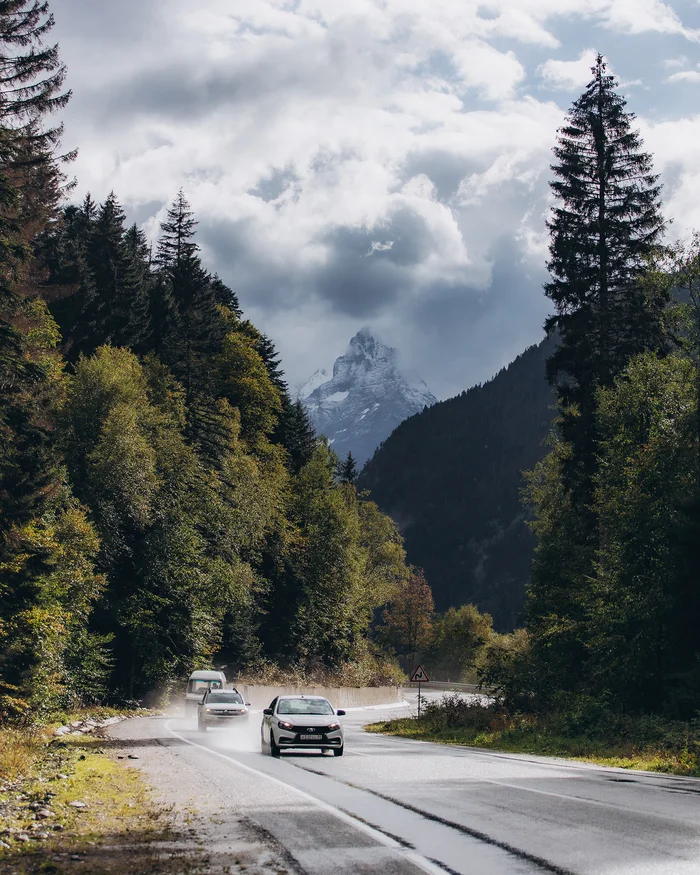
<box><xmin>109</xmin><ymin>690</ymin><xmax>700</xmax><ymax>875</ymax></box>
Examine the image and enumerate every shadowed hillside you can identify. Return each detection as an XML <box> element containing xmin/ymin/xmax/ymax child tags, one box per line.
<box><xmin>359</xmin><ymin>337</ymin><xmax>556</xmax><ymax>630</ymax></box>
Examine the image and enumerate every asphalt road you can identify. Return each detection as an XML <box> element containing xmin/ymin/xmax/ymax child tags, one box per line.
<box><xmin>109</xmin><ymin>690</ymin><xmax>700</xmax><ymax>875</ymax></box>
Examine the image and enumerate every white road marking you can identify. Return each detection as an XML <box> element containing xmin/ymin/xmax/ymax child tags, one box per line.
<box><xmin>165</xmin><ymin>720</ymin><xmax>447</xmax><ymax>875</ymax></box>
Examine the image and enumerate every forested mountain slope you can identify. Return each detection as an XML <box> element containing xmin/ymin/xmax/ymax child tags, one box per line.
<box><xmin>359</xmin><ymin>337</ymin><xmax>556</xmax><ymax>630</ymax></box>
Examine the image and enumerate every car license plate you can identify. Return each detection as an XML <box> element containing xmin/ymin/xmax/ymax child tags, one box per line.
<box><xmin>300</xmin><ymin>734</ymin><xmax>322</xmax><ymax>740</ymax></box>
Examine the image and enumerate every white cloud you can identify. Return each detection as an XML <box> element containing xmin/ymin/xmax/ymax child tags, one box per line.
<box><xmin>538</xmin><ymin>49</ymin><xmax>599</xmax><ymax>90</ymax></box>
<box><xmin>667</xmin><ymin>70</ymin><xmax>700</xmax><ymax>83</ymax></box>
<box><xmin>663</xmin><ymin>56</ymin><xmax>689</xmax><ymax>69</ymax></box>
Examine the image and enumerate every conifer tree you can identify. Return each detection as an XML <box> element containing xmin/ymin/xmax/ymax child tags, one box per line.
<box><xmin>211</xmin><ymin>273</ymin><xmax>241</xmax><ymax>316</ymax></box>
<box><xmin>119</xmin><ymin>223</ymin><xmax>152</xmax><ymax>351</ymax></box>
<box><xmin>337</xmin><ymin>451</ymin><xmax>358</xmax><ymax>485</ymax></box>
<box><xmin>154</xmin><ymin>191</ymin><xmax>222</xmax><ymax>397</ymax></box>
<box><xmin>527</xmin><ymin>57</ymin><xmax>667</xmax><ymax>700</ymax></box>
<box><xmin>275</xmin><ymin>399</ymin><xmax>317</xmax><ymax>474</ymax></box>
<box><xmin>42</xmin><ymin>195</ymin><xmax>97</xmax><ymax>359</ymax></box>
<box><xmin>544</xmin><ymin>54</ymin><xmax>665</xmax><ymax>498</ymax></box>
<box><xmin>0</xmin><ymin>0</ymin><xmax>72</xmax><ymax>532</ymax></box>
<box><xmin>255</xmin><ymin>332</ymin><xmax>287</xmax><ymax>392</ymax></box>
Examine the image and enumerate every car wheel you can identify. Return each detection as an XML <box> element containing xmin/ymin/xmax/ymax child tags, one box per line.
<box><xmin>198</xmin><ymin>719</ymin><xmax>207</xmax><ymax>732</ymax></box>
<box><xmin>270</xmin><ymin>736</ymin><xmax>281</xmax><ymax>758</ymax></box>
<box><xmin>333</xmin><ymin>745</ymin><xmax>344</xmax><ymax>757</ymax></box>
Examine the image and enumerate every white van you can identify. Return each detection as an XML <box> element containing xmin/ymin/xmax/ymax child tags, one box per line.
<box><xmin>185</xmin><ymin>670</ymin><xmax>227</xmax><ymax>716</ymax></box>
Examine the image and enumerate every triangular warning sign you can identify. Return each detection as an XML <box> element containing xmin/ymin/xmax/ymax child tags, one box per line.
<box><xmin>410</xmin><ymin>664</ymin><xmax>430</xmax><ymax>683</ymax></box>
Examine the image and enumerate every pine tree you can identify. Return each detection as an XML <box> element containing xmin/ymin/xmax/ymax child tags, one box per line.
<box><xmin>42</xmin><ymin>195</ymin><xmax>98</xmax><ymax>360</ymax></box>
<box><xmin>154</xmin><ymin>192</ymin><xmax>223</xmax><ymax>392</ymax></box>
<box><xmin>527</xmin><ymin>56</ymin><xmax>667</xmax><ymax>700</ymax></box>
<box><xmin>275</xmin><ymin>399</ymin><xmax>317</xmax><ymax>474</ymax></box>
<box><xmin>337</xmin><ymin>451</ymin><xmax>358</xmax><ymax>485</ymax></box>
<box><xmin>155</xmin><ymin>189</ymin><xmax>199</xmax><ymax>269</ymax></box>
<box><xmin>85</xmin><ymin>192</ymin><xmax>126</xmax><ymax>347</ymax></box>
<box><xmin>119</xmin><ymin>223</ymin><xmax>152</xmax><ymax>352</ymax></box>
<box><xmin>544</xmin><ymin>54</ymin><xmax>666</xmax><ymax>498</ymax></box>
<box><xmin>0</xmin><ymin>0</ymin><xmax>72</xmax><ymax>532</ymax></box>
<box><xmin>255</xmin><ymin>332</ymin><xmax>287</xmax><ymax>392</ymax></box>
<box><xmin>0</xmin><ymin>2</ymin><xmax>72</xmax><ymax>142</ymax></box>
<box><xmin>211</xmin><ymin>273</ymin><xmax>241</xmax><ymax>317</ymax></box>
<box><xmin>153</xmin><ymin>192</ymin><xmax>229</xmax><ymax>456</ymax></box>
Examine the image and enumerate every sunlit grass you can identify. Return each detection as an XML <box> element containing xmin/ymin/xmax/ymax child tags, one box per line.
<box><xmin>367</xmin><ymin>711</ymin><xmax>700</xmax><ymax>777</ymax></box>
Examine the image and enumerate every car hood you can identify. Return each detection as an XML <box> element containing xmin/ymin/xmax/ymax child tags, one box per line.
<box><xmin>204</xmin><ymin>703</ymin><xmax>246</xmax><ymax>711</ymax></box>
<box><xmin>276</xmin><ymin>714</ymin><xmax>338</xmax><ymax>727</ymax></box>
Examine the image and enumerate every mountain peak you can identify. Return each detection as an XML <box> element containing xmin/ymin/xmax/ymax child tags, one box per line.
<box><xmin>344</xmin><ymin>328</ymin><xmax>394</xmax><ymax>366</ymax></box>
<box><xmin>300</xmin><ymin>330</ymin><xmax>436</xmax><ymax>465</ymax></box>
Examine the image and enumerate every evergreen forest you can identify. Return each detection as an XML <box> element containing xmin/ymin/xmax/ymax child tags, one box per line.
<box><xmin>0</xmin><ymin>2</ymin><xmax>424</xmax><ymax>716</ymax></box>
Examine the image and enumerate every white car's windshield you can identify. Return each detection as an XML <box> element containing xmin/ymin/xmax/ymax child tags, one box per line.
<box><xmin>206</xmin><ymin>692</ymin><xmax>243</xmax><ymax>704</ymax></box>
<box><xmin>277</xmin><ymin>698</ymin><xmax>334</xmax><ymax>715</ymax></box>
<box><xmin>189</xmin><ymin>679</ymin><xmax>222</xmax><ymax>691</ymax></box>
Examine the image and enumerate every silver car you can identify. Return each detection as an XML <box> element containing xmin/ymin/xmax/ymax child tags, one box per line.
<box><xmin>261</xmin><ymin>695</ymin><xmax>345</xmax><ymax>757</ymax></box>
<box><xmin>198</xmin><ymin>688</ymin><xmax>250</xmax><ymax>731</ymax></box>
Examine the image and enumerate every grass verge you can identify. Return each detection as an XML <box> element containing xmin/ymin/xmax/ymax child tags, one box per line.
<box><xmin>0</xmin><ymin>723</ymin><xmax>203</xmax><ymax>874</ymax></box>
<box><xmin>366</xmin><ymin>695</ymin><xmax>700</xmax><ymax>777</ymax></box>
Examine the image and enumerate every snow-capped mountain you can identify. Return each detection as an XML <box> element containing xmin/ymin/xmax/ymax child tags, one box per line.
<box><xmin>297</xmin><ymin>368</ymin><xmax>329</xmax><ymax>400</ymax></box>
<box><xmin>298</xmin><ymin>328</ymin><xmax>437</xmax><ymax>465</ymax></box>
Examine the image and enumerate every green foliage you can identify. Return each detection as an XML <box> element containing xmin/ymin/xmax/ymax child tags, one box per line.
<box><xmin>591</xmin><ymin>353</ymin><xmax>699</xmax><ymax>715</ymax></box>
<box><xmin>379</xmin><ymin>567</ymin><xmax>434</xmax><ymax>668</ymax></box>
<box><xmin>426</xmin><ymin>604</ymin><xmax>493</xmax><ymax>682</ymax></box>
<box><xmin>0</xmin><ymin>3</ymin><xmax>424</xmax><ymax>716</ymax></box>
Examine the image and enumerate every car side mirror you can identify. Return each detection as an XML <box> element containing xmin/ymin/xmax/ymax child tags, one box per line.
<box><xmin>262</xmin><ymin>708</ymin><xmax>273</xmax><ymax>716</ymax></box>
<box><xmin>336</xmin><ymin>709</ymin><xmax>346</xmax><ymax>716</ymax></box>
<box><xmin>245</xmin><ymin>702</ymin><xmax>251</xmax><ymax>707</ymax></box>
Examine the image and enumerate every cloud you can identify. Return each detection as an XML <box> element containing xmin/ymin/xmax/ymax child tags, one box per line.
<box><xmin>538</xmin><ymin>49</ymin><xmax>600</xmax><ymax>90</ymax></box>
<box><xmin>51</xmin><ymin>0</ymin><xmax>700</xmax><ymax>398</ymax></box>
<box><xmin>667</xmin><ymin>70</ymin><xmax>700</xmax><ymax>83</ymax></box>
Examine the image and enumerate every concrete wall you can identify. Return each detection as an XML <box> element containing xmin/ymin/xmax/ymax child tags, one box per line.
<box><xmin>236</xmin><ymin>684</ymin><xmax>401</xmax><ymax>710</ymax></box>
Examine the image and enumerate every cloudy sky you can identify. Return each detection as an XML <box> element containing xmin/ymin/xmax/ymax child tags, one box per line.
<box><xmin>52</xmin><ymin>0</ymin><xmax>700</xmax><ymax>398</ymax></box>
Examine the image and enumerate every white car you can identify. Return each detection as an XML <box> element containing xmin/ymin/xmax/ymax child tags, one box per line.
<box><xmin>198</xmin><ymin>688</ymin><xmax>250</xmax><ymax>731</ymax></box>
<box><xmin>261</xmin><ymin>695</ymin><xmax>346</xmax><ymax>757</ymax></box>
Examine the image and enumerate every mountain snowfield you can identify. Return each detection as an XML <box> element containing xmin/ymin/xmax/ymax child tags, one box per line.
<box><xmin>298</xmin><ymin>328</ymin><xmax>437</xmax><ymax>465</ymax></box>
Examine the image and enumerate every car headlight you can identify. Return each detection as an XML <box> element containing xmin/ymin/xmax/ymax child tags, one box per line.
<box><xmin>205</xmin><ymin>708</ymin><xmax>213</xmax><ymax>713</ymax></box>
<box><xmin>327</xmin><ymin>722</ymin><xmax>340</xmax><ymax>731</ymax></box>
<box><xmin>277</xmin><ymin>720</ymin><xmax>295</xmax><ymax>731</ymax></box>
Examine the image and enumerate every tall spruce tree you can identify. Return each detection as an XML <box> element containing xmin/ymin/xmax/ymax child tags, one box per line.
<box><xmin>527</xmin><ymin>56</ymin><xmax>666</xmax><ymax>702</ymax></box>
<box><xmin>337</xmin><ymin>451</ymin><xmax>358</xmax><ymax>485</ymax></box>
<box><xmin>544</xmin><ymin>54</ymin><xmax>665</xmax><ymax>498</ymax></box>
<box><xmin>154</xmin><ymin>191</ymin><xmax>222</xmax><ymax>393</ymax></box>
<box><xmin>42</xmin><ymin>194</ymin><xmax>98</xmax><ymax>360</ymax></box>
<box><xmin>275</xmin><ymin>398</ymin><xmax>317</xmax><ymax>474</ymax></box>
<box><xmin>0</xmin><ymin>0</ymin><xmax>72</xmax><ymax>532</ymax></box>
<box><xmin>119</xmin><ymin>223</ymin><xmax>152</xmax><ymax>351</ymax></box>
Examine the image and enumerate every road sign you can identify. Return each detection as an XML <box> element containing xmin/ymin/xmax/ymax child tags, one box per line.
<box><xmin>410</xmin><ymin>665</ymin><xmax>430</xmax><ymax>683</ymax></box>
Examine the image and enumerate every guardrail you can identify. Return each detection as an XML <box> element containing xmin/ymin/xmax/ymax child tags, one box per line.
<box><xmin>404</xmin><ymin>681</ymin><xmax>491</xmax><ymax>694</ymax></box>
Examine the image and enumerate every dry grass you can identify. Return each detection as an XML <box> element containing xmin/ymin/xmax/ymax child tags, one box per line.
<box><xmin>0</xmin><ymin>727</ymin><xmax>208</xmax><ymax>874</ymax></box>
<box><xmin>0</xmin><ymin>728</ymin><xmax>48</xmax><ymax>783</ymax></box>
